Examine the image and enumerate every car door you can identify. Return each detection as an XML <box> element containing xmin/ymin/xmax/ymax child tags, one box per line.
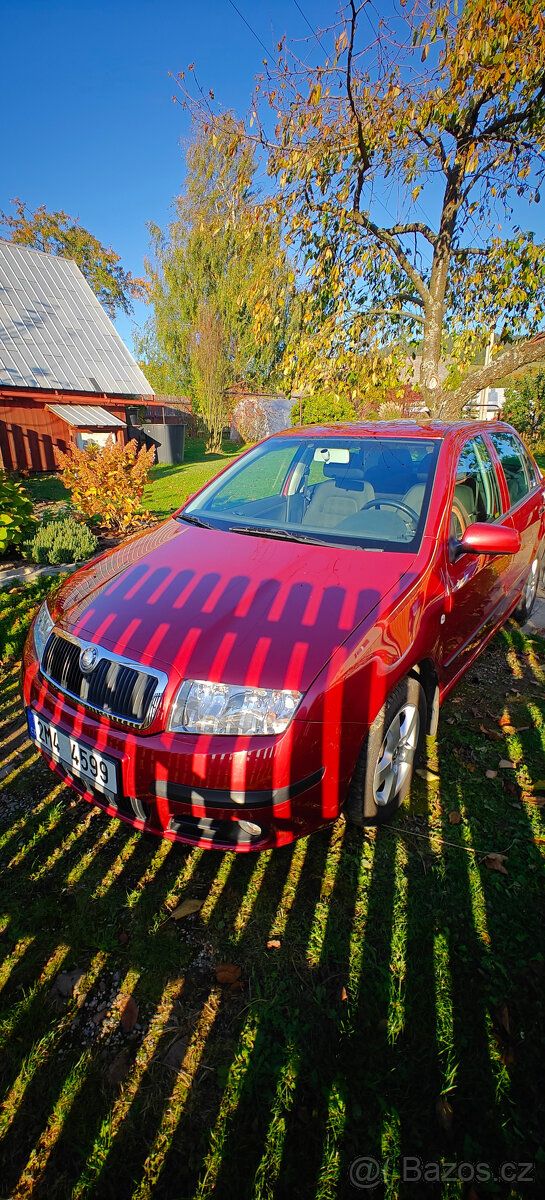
<box><xmin>440</xmin><ymin>434</ymin><xmax>506</xmax><ymax>685</ymax></box>
<box><xmin>487</xmin><ymin>429</ymin><xmax>545</xmax><ymax>605</ymax></box>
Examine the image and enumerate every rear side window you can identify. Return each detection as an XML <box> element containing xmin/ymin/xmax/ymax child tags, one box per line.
<box><xmin>518</xmin><ymin>441</ymin><xmax>540</xmax><ymax>488</ymax></box>
<box><xmin>451</xmin><ymin>436</ymin><xmax>502</xmax><ymax>539</ymax></box>
<box><xmin>488</xmin><ymin>432</ymin><xmax>531</xmax><ymax>507</ymax></box>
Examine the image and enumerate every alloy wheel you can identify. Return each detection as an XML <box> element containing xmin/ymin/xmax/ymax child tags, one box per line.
<box><xmin>373</xmin><ymin>702</ymin><xmax>420</xmax><ymax>807</ymax></box>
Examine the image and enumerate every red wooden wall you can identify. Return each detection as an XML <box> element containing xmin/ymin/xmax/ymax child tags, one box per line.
<box><xmin>0</xmin><ymin>392</ymin><xmax>128</xmax><ymax>472</ymax></box>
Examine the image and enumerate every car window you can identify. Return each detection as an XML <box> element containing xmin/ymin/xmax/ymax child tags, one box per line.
<box><xmin>204</xmin><ymin>442</ymin><xmax>297</xmax><ymax>511</ymax></box>
<box><xmin>184</xmin><ymin>435</ymin><xmax>440</xmax><ymax>552</ymax></box>
<box><xmin>450</xmin><ymin>436</ymin><xmax>502</xmax><ymax>539</ymax></box>
<box><xmin>488</xmin><ymin>431</ymin><xmax>531</xmax><ymax>508</ymax></box>
<box><xmin>517</xmin><ymin>439</ymin><xmax>540</xmax><ymax>488</ymax></box>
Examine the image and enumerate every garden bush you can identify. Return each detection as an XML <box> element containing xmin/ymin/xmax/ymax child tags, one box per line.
<box><xmin>290</xmin><ymin>392</ymin><xmax>358</xmax><ymax>425</ymax></box>
<box><xmin>23</xmin><ymin>517</ymin><xmax>98</xmax><ymax>565</ymax></box>
<box><xmin>57</xmin><ymin>437</ymin><xmax>155</xmax><ymax>532</ymax></box>
<box><xmin>377</xmin><ymin>400</ymin><xmax>404</xmax><ymax>420</ymax></box>
<box><xmin>0</xmin><ymin>472</ymin><xmax>37</xmax><ymax>555</ymax></box>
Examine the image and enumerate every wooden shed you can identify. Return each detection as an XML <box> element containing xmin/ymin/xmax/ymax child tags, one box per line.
<box><xmin>0</xmin><ymin>241</ymin><xmax>154</xmax><ymax>472</ymax></box>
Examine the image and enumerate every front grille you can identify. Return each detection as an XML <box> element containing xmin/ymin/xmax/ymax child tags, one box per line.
<box><xmin>42</xmin><ymin>632</ymin><xmax>164</xmax><ymax>728</ymax></box>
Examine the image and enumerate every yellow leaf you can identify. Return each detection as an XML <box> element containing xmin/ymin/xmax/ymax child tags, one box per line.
<box><xmin>169</xmin><ymin>899</ymin><xmax>202</xmax><ymax>920</ymax></box>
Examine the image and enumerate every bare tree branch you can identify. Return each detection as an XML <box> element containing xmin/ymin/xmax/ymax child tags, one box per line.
<box><xmin>349</xmin><ymin>210</ymin><xmax>431</xmax><ymax>305</ymax></box>
<box><xmin>444</xmin><ymin>335</ymin><xmax>545</xmax><ymax>411</ymax></box>
<box><xmin>386</xmin><ymin>222</ymin><xmax>437</xmax><ymax>246</ymax></box>
<box><xmin>347</xmin><ymin>0</ymin><xmax>370</xmax><ymax>212</ymax></box>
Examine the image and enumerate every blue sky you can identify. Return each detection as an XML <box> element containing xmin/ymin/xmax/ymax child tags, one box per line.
<box><xmin>0</xmin><ymin>0</ymin><xmax>336</xmax><ymax>352</ymax></box>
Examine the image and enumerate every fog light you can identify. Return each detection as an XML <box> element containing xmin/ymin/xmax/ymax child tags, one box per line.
<box><xmin>238</xmin><ymin>820</ymin><xmax>262</xmax><ymax>838</ymax></box>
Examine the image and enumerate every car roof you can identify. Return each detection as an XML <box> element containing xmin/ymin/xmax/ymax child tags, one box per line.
<box><xmin>274</xmin><ymin>419</ymin><xmax>516</xmax><ymax>442</ymax></box>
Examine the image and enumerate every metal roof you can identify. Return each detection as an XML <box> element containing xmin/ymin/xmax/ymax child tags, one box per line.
<box><xmin>0</xmin><ymin>242</ymin><xmax>153</xmax><ymax>396</ymax></box>
<box><xmin>47</xmin><ymin>404</ymin><xmax>126</xmax><ymax>428</ymax></box>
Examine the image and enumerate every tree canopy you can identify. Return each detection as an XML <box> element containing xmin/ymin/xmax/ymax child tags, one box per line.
<box><xmin>138</xmin><ymin>120</ymin><xmax>295</xmax><ymax>448</ymax></box>
<box><xmin>0</xmin><ymin>199</ymin><xmax>145</xmax><ymax>318</ymax></box>
<box><xmin>180</xmin><ymin>0</ymin><xmax>545</xmax><ymax>416</ymax></box>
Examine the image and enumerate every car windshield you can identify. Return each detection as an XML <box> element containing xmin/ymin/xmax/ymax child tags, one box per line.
<box><xmin>182</xmin><ymin>435</ymin><xmax>440</xmax><ymax>551</ymax></box>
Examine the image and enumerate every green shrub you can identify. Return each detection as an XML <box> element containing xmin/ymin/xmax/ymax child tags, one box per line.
<box><xmin>0</xmin><ymin>574</ymin><xmax>68</xmax><ymax>662</ymax></box>
<box><xmin>23</xmin><ymin>517</ymin><xmax>98</xmax><ymax>565</ymax></box>
<box><xmin>0</xmin><ymin>472</ymin><xmax>37</xmax><ymax>555</ymax></box>
<box><xmin>290</xmin><ymin>392</ymin><xmax>358</xmax><ymax>426</ymax></box>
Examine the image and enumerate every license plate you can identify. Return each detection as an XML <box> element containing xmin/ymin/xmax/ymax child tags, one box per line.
<box><xmin>27</xmin><ymin>710</ymin><xmax>118</xmax><ymax>798</ymax></box>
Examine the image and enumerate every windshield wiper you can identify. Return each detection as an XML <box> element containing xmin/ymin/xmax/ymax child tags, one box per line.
<box><xmin>177</xmin><ymin>513</ymin><xmax>215</xmax><ymax>529</ymax></box>
<box><xmin>228</xmin><ymin>524</ymin><xmax>332</xmax><ymax>547</ymax></box>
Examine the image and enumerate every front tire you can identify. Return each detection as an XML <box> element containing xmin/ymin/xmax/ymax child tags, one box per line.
<box><xmin>345</xmin><ymin>676</ymin><xmax>427</xmax><ymax>826</ymax></box>
<box><xmin>514</xmin><ymin>556</ymin><xmax>539</xmax><ymax>624</ymax></box>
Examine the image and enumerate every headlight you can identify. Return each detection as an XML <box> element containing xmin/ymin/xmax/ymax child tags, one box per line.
<box><xmin>33</xmin><ymin>600</ymin><xmax>54</xmax><ymax>662</ymax></box>
<box><xmin>168</xmin><ymin>679</ymin><xmax>302</xmax><ymax>736</ymax></box>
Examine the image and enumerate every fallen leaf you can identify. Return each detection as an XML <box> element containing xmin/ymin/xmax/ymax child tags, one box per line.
<box><xmin>107</xmin><ymin>1050</ymin><xmax>130</xmax><ymax>1086</ymax></box>
<box><xmin>499</xmin><ymin>759</ymin><xmax>515</xmax><ymax>769</ymax></box>
<box><xmin>229</xmin><ymin>980</ymin><xmax>243</xmax><ymax>994</ymax></box>
<box><xmin>480</xmin><ymin>724</ymin><xmax>503</xmax><ymax>741</ymax></box>
<box><xmin>54</xmin><ymin>968</ymin><xmax>85</xmax><ymax>998</ymax></box>
<box><xmin>448</xmin><ymin>811</ymin><xmax>461</xmax><ymax>825</ymax></box>
<box><xmin>499</xmin><ymin>713</ymin><xmax>512</xmax><ymax>727</ymax></box>
<box><xmin>215</xmin><ymin>963</ymin><xmax>241</xmax><ymax>985</ymax></box>
<box><xmin>523</xmin><ymin>794</ymin><xmax>545</xmax><ymax>807</ymax></box>
<box><xmin>415</xmin><ymin>767</ymin><xmax>440</xmax><ymax>783</ymax></box>
<box><xmin>267</xmin><ymin>939</ymin><xmax>281</xmax><ymax>950</ymax></box>
<box><xmin>513</xmin><ymin>725</ymin><xmax>530</xmax><ymax>733</ymax></box>
<box><xmin>119</xmin><ymin>995</ymin><xmax>139</xmax><ymax>1032</ymax></box>
<box><xmin>446</xmin><ymin>716</ymin><xmax>456</xmax><ymax>724</ymax></box>
<box><xmin>170</xmin><ymin>899</ymin><xmax>202</xmax><ymax>920</ymax></box>
<box><xmin>340</xmin><ymin>986</ymin><xmax>348</xmax><ymax>1002</ymax></box>
<box><xmin>484</xmin><ymin>853</ymin><xmax>508</xmax><ymax>875</ymax></box>
<box><xmin>163</xmin><ymin>1037</ymin><xmax>189</xmax><ymax>1070</ymax></box>
<box><xmin>499</xmin><ymin>724</ymin><xmax>517</xmax><ymax>735</ymax></box>
<box><xmin>485</xmin><ymin>769</ymin><xmax>498</xmax><ymax>779</ymax></box>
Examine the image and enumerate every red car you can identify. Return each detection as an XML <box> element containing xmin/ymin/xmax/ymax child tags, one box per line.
<box><xmin>23</xmin><ymin>421</ymin><xmax>544</xmax><ymax>851</ymax></box>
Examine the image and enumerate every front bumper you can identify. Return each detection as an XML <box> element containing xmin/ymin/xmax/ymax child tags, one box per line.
<box><xmin>23</xmin><ymin>648</ymin><xmax>343</xmax><ymax>852</ymax></box>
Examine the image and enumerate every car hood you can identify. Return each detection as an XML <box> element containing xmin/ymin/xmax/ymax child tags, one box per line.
<box><xmin>52</xmin><ymin>519</ymin><xmax>416</xmax><ymax>693</ymax></box>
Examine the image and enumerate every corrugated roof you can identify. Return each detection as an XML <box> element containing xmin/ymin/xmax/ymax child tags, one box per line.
<box><xmin>0</xmin><ymin>242</ymin><xmax>153</xmax><ymax>396</ymax></box>
<box><xmin>47</xmin><ymin>404</ymin><xmax>126</xmax><ymax>428</ymax></box>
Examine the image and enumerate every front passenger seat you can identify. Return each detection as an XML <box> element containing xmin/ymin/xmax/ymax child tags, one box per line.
<box><xmin>303</xmin><ymin>469</ymin><xmax>375</xmax><ymax>528</ymax></box>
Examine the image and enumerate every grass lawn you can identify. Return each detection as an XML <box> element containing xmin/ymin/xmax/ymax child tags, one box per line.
<box><xmin>2</xmin><ymin>606</ymin><xmax>545</xmax><ymax>1198</ymax></box>
<box><xmin>142</xmin><ymin>438</ymin><xmax>249</xmax><ymax>520</ymax></box>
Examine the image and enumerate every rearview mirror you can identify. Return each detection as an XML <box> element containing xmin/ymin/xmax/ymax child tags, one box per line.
<box><xmin>455</xmin><ymin>522</ymin><xmax>521</xmax><ymax>557</ymax></box>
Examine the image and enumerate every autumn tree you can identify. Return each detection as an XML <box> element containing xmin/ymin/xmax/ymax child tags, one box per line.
<box><xmin>0</xmin><ymin>199</ymin><xmax>145</xmax><ymax>317</ymax></box>
<box><xmin>138</xmin><ymin>119</ymin><xmax>295</xmax><ymax>450</ymax></box>
<box><xmin>180</xmin><ymin>0</ymin><xmax>545</xmax><ymax>416</ymax></box>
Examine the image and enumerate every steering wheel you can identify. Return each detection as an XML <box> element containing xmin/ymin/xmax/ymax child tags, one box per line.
<box><xmin>360</xmin><ymin>498</ymin><xmax>420</xmax><ymax>529</ymax></box>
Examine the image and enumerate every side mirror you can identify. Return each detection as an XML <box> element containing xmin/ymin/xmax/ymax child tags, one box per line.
<box><xmin>455</xmin><ymin>522</ymin><xmax>521</xmax><ymax>557</ymax></box>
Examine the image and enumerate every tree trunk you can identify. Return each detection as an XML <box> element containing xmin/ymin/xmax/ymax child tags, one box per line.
<box><xmin>205</xmin><ymin>421</ymin><xmax>223</xmax><ymax>453</ymax></box>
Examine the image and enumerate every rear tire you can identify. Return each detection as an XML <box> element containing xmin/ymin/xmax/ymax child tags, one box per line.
<box><xmin>345</xmin><ymin>676</ymin><xmax>426</xmax><ymax>826</ymax></box>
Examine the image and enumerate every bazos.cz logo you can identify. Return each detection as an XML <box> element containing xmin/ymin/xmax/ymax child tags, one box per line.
<box><xmin>349</xmin><ymin>1155</ymin><xmax>535</xmax><ymax>1188</ymax></box>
